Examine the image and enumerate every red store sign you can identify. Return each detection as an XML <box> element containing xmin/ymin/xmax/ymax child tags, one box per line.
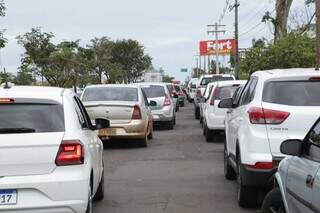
<box><xmin>200</xmin><ymin>39</ymin><xmax>236</xmax><ymax>56</ymax></box>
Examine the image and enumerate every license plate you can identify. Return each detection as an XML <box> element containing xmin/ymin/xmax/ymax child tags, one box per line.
<box><xmin>0</xmin><ymin>189</ymin><xmax>17</xmax><ymax>205</ymax></box>
<box><xmin>98</xmin><ymin>128</ymin><xmax>116</xmax><ymax>136</ymax></box>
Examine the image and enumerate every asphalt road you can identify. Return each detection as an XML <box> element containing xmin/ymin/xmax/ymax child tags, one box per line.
<box><xmin>93</xmin><ymin>102</ymin><xmax>257</xmax><ymax>213</ymax></box>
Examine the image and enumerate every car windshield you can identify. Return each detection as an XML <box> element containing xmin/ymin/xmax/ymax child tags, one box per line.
<box><xmin>142</xmin><ymin>85</ymin><xmax>166</xmax><ymax>98</ymax></box>
<box><xmin>263</xmin><ymin>81</ymin><xmax>320</xmax><ymax>106</ymax></box>
<box><xmin>213</xmin><ymin>86</ymin><xmax>239</xmax><ymax>100</ymax></box>
<box><xmin>200</xmin><ymin>76</ymin><xmax>234</xmax><ymax>86</ymax></box>
<box><xmin>82</xmin><ymin>87</ymin><xmax>138</xmax><ymax>102</ymax></box>
<box><xmin>0</xmin><ymin>104</ymin><xmax>65</xmax><ymax>134</ymax></box>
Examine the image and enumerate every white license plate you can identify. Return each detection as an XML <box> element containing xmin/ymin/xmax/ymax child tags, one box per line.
<box><xmin>0</xmin><ymin>189</ymin><xmax>17</xmax><ymax>205</ymax></box>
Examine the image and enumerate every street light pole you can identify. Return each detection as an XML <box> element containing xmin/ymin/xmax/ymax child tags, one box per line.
<box><xmin>208</xmin><ymin>23</ymin><xmax>226</xmax><ymax>75</ymax></box>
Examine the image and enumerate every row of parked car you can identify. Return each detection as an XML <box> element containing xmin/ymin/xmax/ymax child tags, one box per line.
<box><xmin>191</xmin><ymin>69</ymin><xmax>320</xmax><ymax>213</ymax></box>
<box><xmin>0</xmin><ymin>81</ymin><xmax>185</xmax><ymax>212</ymax></box>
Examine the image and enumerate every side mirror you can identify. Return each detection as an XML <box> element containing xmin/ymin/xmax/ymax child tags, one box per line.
<box><xmin>280</xmin><ymin>139</ymin><xmax>303</xmax><ymax>156</ymax></box>
<box><xmin>218</xmin><ymin>98</ymin><xmax>233</xmax><ymax>108</ymax></box>
<box><xmin>149</xmin><ymin>100</ymin><xmax>157</xmax><ymax>107</ymax></box>
<box><xmin>94</xmin><ymin>118</ymin><xmax>110</xmax><ymax>130</ymax></box>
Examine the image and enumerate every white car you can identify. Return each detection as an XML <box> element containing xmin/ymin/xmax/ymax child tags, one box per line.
<box><xmin>0</xmin><ymin>85</ymin><xmax>108</xmax><ymax>213</ymax></box>
<box><xmin>220</xmin><ymin>68</ymin><xmax>320</xmax><ymax>208</ymax></box>
<box><xmin>81</xmin><ymin>84</ymin><xmax>154</xmax><ymax>147</ymax></box>
<box><xmin>194</xmin><ymin>74</ymin><xmax>235</xmax><ymax>119</ymax></box>
<box><xmin>187</xmin><ymin>78</ymin><xmax>198</xmax><ymax>102</ymax></box>
<box><xmin>202</xmin><ymin>80</ymin><xmax>247</xmax><ymax>142</ymax></box>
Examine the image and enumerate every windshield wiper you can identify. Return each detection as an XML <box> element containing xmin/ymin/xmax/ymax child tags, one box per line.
<box><xmin>0</xmin><ymin>128</ymin><xmax>36</xmax><ymax>134</ymax></box>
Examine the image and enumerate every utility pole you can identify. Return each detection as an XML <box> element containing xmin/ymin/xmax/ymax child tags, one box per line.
<box><xmin>208</xmin><ymin>23</ymin><xmax>226</xmax><ymax>75</ymax></box>
<box><xmin>316</xmin><ymin>0</ymin><xmax>320</xmax><ymax>70</ymax></box>
<box><xmin>230</xmin><ymin>0</ymin><xmax>240</xmax><ymax>79</ymax></box>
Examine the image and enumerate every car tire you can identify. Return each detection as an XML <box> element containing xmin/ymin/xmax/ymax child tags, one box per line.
<box><xmin>237</xmin><ymin>155</ymin><xmax>258</xmax><ymax>208</ymax></box>
<box><xmin>200</xmin><ymin>116</ymin><xmax>203</xmax><ymax>124</ymax></box>
<box><xmin>203</xmin><ymin>123</ymin><xmax>206</xmax><ymax>136</ymax></box>
<box><xmin>262</xmin><ymin>188</ymin><xmax>285</xmax><ymax>213</ymax></box>
<box><xmin>86</xmin><ymin>183</ymin><xmax>93</xmax><ymax>213</ymax></box>
<box><xmin>173</xmin><ymin>116</ymin><xmax>176</xmax><ymax>126</ymax></box>
<box><xmin>140</xmin><ymin>134</ymin><xmax>148</xmax><ymax>147</ymax></box>
<box><xmin>205</xmin><ymin>126</ymin><xmax>213</xmax><ymax>142</ymax></box>
<box><xmin>147</xmin><ymin>124</ymin><xmax>153</xmax><ymax>140</ymax></box>
<box><xmin>224</xmin><ymin>143</ymin><xmax>236</xmax><ymax>180</ymax></box>
<box><xmin>168</xmin><ymin>119</ymin><xmax>174</xmax><ymax>130</ymax></box>
<box><xmin>195</xmin><ymin>107</ymin><xmax>200</xmax><ymax>120</ymax></box>
<box><xmin>93</xmin><ymin>166</ymin><xmax>104</xmax><ymax>201</ymax></box>
<box><xmin>181</xmin><ymin>101</ymin><xmax>185</xmax><ymax>107</ymax></box>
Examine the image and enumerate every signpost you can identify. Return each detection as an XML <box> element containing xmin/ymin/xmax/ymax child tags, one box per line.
<box><xmin>181</xmin><ymin>68</ymin><xmax>188</xmax><ymax>73</ymax></box>
<box><xmin>200</xmin><ymin>39</ymin><xmax>236</xmax><ymax>56</ymax></box>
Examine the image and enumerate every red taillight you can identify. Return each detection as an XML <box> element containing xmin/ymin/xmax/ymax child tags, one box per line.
<box><xmin>0</xmin><ymin>98</ymin><xmax>14</xmax><ymax>103</ymax></box>
<box><xmin>309</xmin><ymin>76</ymin><xmax>320</xmax><ymax>81</ymax></box>
<box><xmin>248</xmin><ymin>107</ymin><xmax>290</xmax><ymax>124</ymax></box>
<box><xmin>178</xmin><ymin>91</ymin><xmax>184</xmax><ymax>96</ymax></box>
<box><xmin>164</xmin><ymin>94</ymin><xmax>171</xmax><ymax>106</ymax></box>
<box><xmin>245</xmin><ymin>162</ymin><xmax>275</xmax><ymax>170</ymax></box>
<box><xmin>132</xmin><ymin>105</ymin><xmax>142</xmax><ymax>120</ymax></box>
<box><xmin>55</xmin><ymin>140</ymin><xmax>84</xmax><ymax>166</ymax></box>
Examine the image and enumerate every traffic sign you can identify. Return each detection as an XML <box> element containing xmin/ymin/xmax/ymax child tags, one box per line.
<box><xmin>181</xmin><ymin>68</ymin><xmax>188</xmax><ymax>73</ymax></box>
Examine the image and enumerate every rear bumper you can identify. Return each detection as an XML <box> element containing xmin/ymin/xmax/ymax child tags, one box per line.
<box><xmin>207</xmin><ymin>114</ymin><xmax>225</xmax><ymax>130</ymax></box>
<box><xmin>98</xmin><ymin>119</ymin><xmax>148</xmax><ymax>139</ymax></box>
<box><xmin>0</xmin><ymin>166</ymin><xmax>90</xmax><ymax>213</ymax></box>
<box><xmin>151</xmin><ymin>107</ymin><xmax>174</xmax><ymax>122</ymax></box>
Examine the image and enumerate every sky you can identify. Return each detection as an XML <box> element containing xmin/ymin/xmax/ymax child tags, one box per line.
<box><xmin>0</xmin><ymin>0</ymin><xmax>312</xmax><ymax>81</ymax></box>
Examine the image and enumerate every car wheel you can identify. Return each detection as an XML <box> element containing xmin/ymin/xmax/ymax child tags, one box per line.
<box><xmin>262</xmin><ymin>188</ymin><xmax>285</xmax><ymax>213</ymax></box>
<box><xmin>237</xmin><ymin>155</ymin><xmax>258</xmax><ymax>208</ymax></box>
<box><xmin>93</xmin><ymin>166</ymin><xmax>104</xmax><ymax>201</ymax></box>
<box><xmin>202</xmin><ymin>123</ymin><xmax>206</xmax><ymax>136</ymax></box>
<box><xmin>181</xmin><ymin>101</ymin><xmax>185</xmax><ymax>107</ymax></box>
<box><xmin>168</xmin><ymin>119</ymin><xmax>174</xmax><ymax>130</ymax></box>
<box><xmin>224</xmin><ymin>142</ymin><xmax>236</xmax><ymax>180</ymax></box>
<box><xmin>195</xmin><ymin>107</ymin><xmax>200</xmax><ymax>120</ymax></box>
<box><xmin>173</xmin><ymin>116</ymin><xmax>176</xmax><ymax>126</ymax></box>
<box><xmin>140</xmin><ymin>134</ymin><xmax>148</xmax><ymax>147</ymax></box>
<box><xmin>200</xmin><ymin>116</ymin><xmax>203</xmax><ymax>124</ymax></box>
<box><xmin>147</xmin><ymin>124</ymin><xmax>153</xmax><ymax>140</ymax></box>
<box><xmin>205</xmin><ymin>127</ymin><xmax>213</xmax><ymax>142</ymax></box>
<box><xmin>86</xmin><ymin>184</ymin><xmax>93</xmax><ymax>213</ymax></box>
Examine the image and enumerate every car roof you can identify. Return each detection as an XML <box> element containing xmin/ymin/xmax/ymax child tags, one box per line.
<box><xmin>135</xmin><ymin>82</ymin><xmax>166</xmax><ymax>87</ymax></box>
<box><xmin>0</xmin><ymin>86</ymin><xmax>68</xmax><ymax>103</ymax></box>
<box><xmin>252</xmin><ymin>68</ymin><xmax>320</xmax><ymax>80</ymax></box>
<box><xmin>85</xmin><ymin>84</ymin><xmax>138</xmax><ymax>89</ymax></box>
<box><xmin>200</xmin><ymin>74</ymin><xmax>234</xmax><ymax>78</ymax></box>
<box><xmin>207</xmin><ymin>80</ymin><xmax>247</xmax><ymax>87</ymax></box>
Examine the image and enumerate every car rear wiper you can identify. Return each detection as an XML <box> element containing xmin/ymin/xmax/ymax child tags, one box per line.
<box><xmin>0</xmin><ymin>128</ymin><xmax>36</xmax><ymax>134</ymax></box>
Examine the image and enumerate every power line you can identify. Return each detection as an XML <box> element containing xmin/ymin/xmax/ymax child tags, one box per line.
<box><xmin>218</xmin><ymin>0</ymin><xmax>231</xmax><ymax>24</ymax></box>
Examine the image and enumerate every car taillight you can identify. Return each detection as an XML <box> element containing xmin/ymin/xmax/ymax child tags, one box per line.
<box><xmin>309</xmin><ymin>76</ymin><xmax>320</xmax><ymax>81</ymax></box>
<box><xmin>178</xmin><ymin>91</ymin><xmax>184</xmax><ymax>96</ymax></box>
<box><xmin>0</xmin><ymin>98</ymin><xmax>14</xmax><ymax>103</ymax></box>
<box><xmin>164</xmin><ymin>95</ymin><xmax>171</xmax><ymax>106</ymax></box>
<box><xmin>132</xmin><ymin>105</ymin><xmax>142</xmax><ymax>120</ymax></box>
<box><xmin>248</xmin><ymin>107</ymin><xmax>290</xmax><ymax>124</ymax></box>
<box><xmin>55</xmin><ymin>140</ymin><xmax>84</xmax><ymax>166</ymax></box>
<box><xmin>245</xmin><ymin>162</ymin><xmax>275</xmax><ymax>170</ymax></box>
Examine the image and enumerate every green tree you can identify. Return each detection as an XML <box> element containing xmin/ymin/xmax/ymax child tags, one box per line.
<box><xmin>13</xmin><ymin>69</ymin><xmax>35</xmax><ymax>85</ymax></box>
<box><xmin>0</xmin><ymin>0</ymin><xmax>6</xmax><ymax>48</ymax></box>
<box><xmin>111</xmin><ymin>39</ymin><xmax>152</xmax><ymax>83</ymax></box>
<box><xmin>240</xmin><ymin>33</ymin><xmax>316</xmax><ymax>78</ymax></box>
<box><xmin>163</xmin><ymin>75</ymin><xmax>174</xmax><ymax>83</ymax></box>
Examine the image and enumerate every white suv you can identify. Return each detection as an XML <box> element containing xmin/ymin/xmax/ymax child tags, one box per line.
<box><xmin>202</xmin><ymin>80</ymin><xmax>246</xmax><ymax>142</ymax></box>
<box><xmin>0</xmin><ymin>86</ymin><xmax>108</xmax><ymax>213</ymax></box>
<box><xmin>220</xmin><ymin>69</ymin><xmax>320</xmax><ymax>208</ymax></box>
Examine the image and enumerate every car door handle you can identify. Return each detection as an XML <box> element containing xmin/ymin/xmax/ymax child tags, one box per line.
<box><xmin>306</xmin><ymin>175</ymin><xmax>314</xmax><ymax>188</ymax></box>
<box><xmin>227</xmin><ymin>109</ymin><xmax>232</xmax><ymax>114</ymax></box>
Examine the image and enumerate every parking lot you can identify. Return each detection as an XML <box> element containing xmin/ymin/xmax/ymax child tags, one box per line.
<box><xmin>93</xmin><ymin>103</ymin><xmax>255</xmax><ymax>213</ymax></box>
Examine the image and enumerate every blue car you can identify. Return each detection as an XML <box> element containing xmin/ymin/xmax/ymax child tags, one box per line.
<box><xmin>262</xmin><ymin>118</ymin><xmax>320</xmax><ymax>213</ymax></box>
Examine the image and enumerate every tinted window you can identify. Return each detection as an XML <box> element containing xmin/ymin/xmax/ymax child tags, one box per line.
<box><xmin>142</xmin><ymin>85</ymin><xmax>166</xmax><ymax>98</ymax></box>
<box><xmin>190</xmin><ymin>84</ymin><xmax>197</xmax><ymax>89</ymax></box>
<box><xmin>305</xmin><ymin>121</ymin><xmax>320</xmax><ymax>160</ymax></box>
<box><xmin>240</xmin><ymin>78</ymin><xmax>257</xmax><ymax>105</ymax></box>
<box><xmin>232</xmin><ymin>86</ymin><xmax>244</xmax><ymax>106</ymax></box>
<box><xmin>0</xmin><ymin>104</ymin><xmax>64</xmax><ymax>133</ymax></box>
<box><xmin>200</xmin><ymin>76</ymin><xmax>234</xmax><ymax>86</ymax></box>
<box><xmin>213</xmin><ymin>86</ymin><xmax>239</xmax><ymax>100</ymax></box>
<box><xmin>82</xmin><ymin>87</ymin><xmax>138</xmax><ymax>102</ymax></box>
<box><xmin>263</xmin><ymin>81</ymin><xmax>320</xmax><ymax>106</ymax></box>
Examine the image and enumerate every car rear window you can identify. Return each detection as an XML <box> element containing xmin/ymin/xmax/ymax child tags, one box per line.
<box><xmin>213</xmin><ymin>86</ymin><xmax>239</xmax><ymax>100</ymax></box>
<box><xmin>0</xmin><ymin>104</ymin><xmax>65</xmax><ymax>133</ymax></box>
<box><xmin>263</xmin><ymin>81</ymin><xmax>320</xmax><ymax>106</ymax></box>
<box><xmin>200</xmin><ymin>76</ymin><xmax>234</xmax><ymax>86</ymax></box>
<box><xmin>142</xmin><ymin>85</ymin><xmax>166</xmax><ymax>98</ymax></box>
<box><xmin>82</xmin><ymin>87</ymin><xmax>138</xmax><ymax>102</ymax></box>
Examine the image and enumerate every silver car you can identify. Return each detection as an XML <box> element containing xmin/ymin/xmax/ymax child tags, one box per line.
<box><xmin>81</xmin><ymin>84</ymin><xmax>154</xmax><ymax>147</ymax></box>
<box><xmin>262</xmin><ymin>119</ymin><xmax>320</xmax><ymax>213</ymax></box>
<box><xmin>138</xmin><ymin>83</ymin><xmax>176</xmax><ymax>130</ymax></box>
